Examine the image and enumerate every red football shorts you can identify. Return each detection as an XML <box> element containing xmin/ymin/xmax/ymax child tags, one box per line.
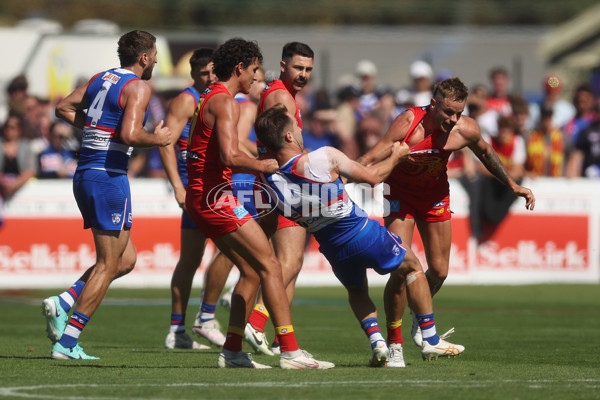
<box><xmin>186</xmin><ymin>190</ymin><xmax>253</xmax><ymax>240</ymax></box>
<box><xmin>277</xmin><ymin>214</ymin><xmax>300</xmax><ymax>229</ymax></box>
<box><xmin>385</xmin><ymin>184</ymin><xmax>451</xmax><ymax>222</ymax></box>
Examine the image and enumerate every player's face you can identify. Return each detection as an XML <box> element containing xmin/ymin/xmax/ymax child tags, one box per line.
<box><xmin>249</xmin><ymin>69</ymin><xmax>266</xmax><ymax>102</ymax></box>
<box><xmin>432</xmin><ymin>97</ymin><xmax>465</xmax><ymax>134</ymax></box>
<box><xmin>141</xmin><ymin>44</ymin><xmax>158</xmax><ymax>81</ymax></box>
<box><xmin>193</xmin><ymin>62</ymin><xmax>216</xmax><ymax>90</ymax></box>
<box><xmin>281</xmin><ymin>55</ymin><xmax>313</xmax><ymax>93</ymax></box>
<box><xmin>240</xmin><ymin>58</ymin><xmax>260</xmax><ymax>95</ymax></box>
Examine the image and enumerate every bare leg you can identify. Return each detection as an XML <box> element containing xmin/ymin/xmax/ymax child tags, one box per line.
<box><xmin>75</xmin><ymin>228</ymin><xmax>136</xmax><ymax>318</ymax></box>
<box><xmin>256</xmin><ymin>225</ymin><xmax>305</xmax><ymax>305</ymax></box>
<box><xmin>215</xmin><ymin>220</ymin><xmax>290</xmax><ymax>329</ymax></box>
<box><xmin>216</xmin><ymin>247</ymin><xmax>261</xmax><ymax>331</ymax></box>
<box><xmin>383</xmin><ymin>217</ymin><xmax>416</xmax><ymax>324</ymax></box>
<box><xmin>202</xmin><ymin>249</ymin><xmax>236</xmax><ymax>307</ymax></box>
<box><xmin>415</xmin><ymin>219</ymin><xmax>451</xmax><ymax>296</ymax></box>
<box><xmin>397</xmin><ymin>249</ymin><xmax>432</xmax><ymax>316</ymax></box>
<box><xmin>272</xmin><ymin>225</ymin><xmax>305</xmax><ymax>303</ymax></box>
<box><xmin>76</xmin><ymin>265</ymin><xmax>96</xmax><ymax>284</ymax></box>
<box><xmin>171</xmin><ymin>228</ymin><xmax>207</xmax><ymax>315</ymax></box>
<box><xmin>346</xmin><ymin>278</ymin><xmax>378</xmax><ymax>322</ymax></box>
<box><xmin>248</xmin><ymin>225</ymin><xmax>305</xmax><ymax>354</ymax></box>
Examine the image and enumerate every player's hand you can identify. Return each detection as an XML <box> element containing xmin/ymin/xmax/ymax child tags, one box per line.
<box><xmin>393</xmin><ymin>141</ymin><xmax>410</xmax><ymax>160</ymax></box>
<box><xmin>262</xmin><ymin>159</ymin><xmax>279</xmax><ymax>174</ymax></box>
<box><xmin>514</xmin><ymin>185</ymin><xmax>535</xmax><ymax>211</ymax></box>
<box><xmin>174</xmin><ymin>186</ymin><xmax>186</xmax><ymax>210</ymax></box>
<box><xmin>154</xmin><ymin>120</ymin><xmax>172</xmax><ymax>146</ymax></box>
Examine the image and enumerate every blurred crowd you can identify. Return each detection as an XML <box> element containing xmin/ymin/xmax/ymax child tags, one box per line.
<box><xmin>2</xmin><ymin>60</ymin><xmax>599</xmax><ymax>235</ymax></box>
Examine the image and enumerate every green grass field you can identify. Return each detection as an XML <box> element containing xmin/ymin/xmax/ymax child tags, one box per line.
<box><xmin>1</xmin><ymin>284</ymin><xmax>599</xmax><ymax>400</ymax></box>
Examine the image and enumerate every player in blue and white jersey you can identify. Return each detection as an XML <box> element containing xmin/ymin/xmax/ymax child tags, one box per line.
<box><xmin>44</xmin><ymin>30</ymin><xmax>172</xmax><ymax>360</ymax></box>
<box><xmin>255</xmin><ymin>103</ymin><xmax>465</xmax><ymax>367</ymax></box>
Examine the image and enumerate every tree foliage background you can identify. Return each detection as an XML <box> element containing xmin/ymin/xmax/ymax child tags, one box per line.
<box><xmin>0</xmin><ymin>0</ymin><xmax>598</xmax><ymax>29</ymax></box>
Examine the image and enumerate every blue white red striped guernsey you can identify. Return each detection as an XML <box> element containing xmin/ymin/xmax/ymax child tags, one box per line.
<box><xmin>261</xmin><ymin>148</ymin><xmax>367</xmax><ymax>248</ymax></box>
<box><xmin>174</xmin><ymin>86</ymin><xmax>201</xmax><ymax>184</ymax></box>
<box><xmin>77</xmin><ymin>68</ymin><xmax>149</xmax><ymax>174</ymax></box>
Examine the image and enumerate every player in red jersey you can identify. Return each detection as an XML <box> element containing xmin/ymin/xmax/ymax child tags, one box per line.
<box><xmin>185</xmin><ymin>37</ymin><xmax>333</xmax><ymax>369</ymax></box>
<box><xmin>244</xmin><ymin>42</ymin><xmax>314</xmax><ymax>356</ymax></box>
<box><xmin>360</xmin><ymin>77</ymin><xmax>535</xmax><ymax>349</ymax></box>
<box><xmin>157</xmin><ymin>48</ymin><xmax>229</xmax><ymax>350</ymax></box>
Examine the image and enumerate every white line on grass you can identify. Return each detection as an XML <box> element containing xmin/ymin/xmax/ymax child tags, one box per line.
<box><xmin>2</xmin><ymin>379</ymin><xmax>599</xmax><ymax>399</ymax></box>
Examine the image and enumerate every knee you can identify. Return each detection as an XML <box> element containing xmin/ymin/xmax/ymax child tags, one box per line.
<box><xmin>426</xmin><ymin>267</ymin><xmax>447</xmax><ymax>282</ymax></box>
<box><xmin>346</xmin><ymin>284</ymin><xmax>364</xmax><ymax>295</ymax></box>
<box><xmin>279</xmin><ymin>253</ymin><xmax>304</xmax><ymax>275</ymax></box>
<box><xmin>257</xmin><ymin>255</ymin><xmax>283</xmax><ymax>280</ymax></box>
<box><xmin>118</xmin><ymin>251</ymin><xmax>136</xmax><ymax>276</ymax></box>
<box><xmin>398</xmin><ymin>252</ymin><xmax>423</xmax><ymax>276</ymax></box>
<box><xmin>346</xmin><ymin>284</ymin><xmax>368</xmax><ymax>299</ymax></box>
<box><xmin>389</xmin><ymin>269</ymin><xmax>406</xmax><ymax>286</ymax></box>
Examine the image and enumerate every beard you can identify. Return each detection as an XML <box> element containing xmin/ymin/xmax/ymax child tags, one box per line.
<box><xmin>141</xmin><ymin>65</ymin><xmax>154</xmax><ymax>81</ymax></box>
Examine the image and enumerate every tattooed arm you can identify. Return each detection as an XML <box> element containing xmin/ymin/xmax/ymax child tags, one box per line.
<box><xmin>465</xmin><ymin>120</ymin><xmax>536</xmax><ymax>210</ymax></box>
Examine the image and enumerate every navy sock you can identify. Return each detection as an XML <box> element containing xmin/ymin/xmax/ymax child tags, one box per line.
<box><xmin>59</xmin><ymin>310</ymin><xmax>90</xmax><ymax>348</ymax></box>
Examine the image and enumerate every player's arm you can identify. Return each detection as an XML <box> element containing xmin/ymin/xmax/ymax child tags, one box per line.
<box><xmin>358</xmin><ymin>109</ymin><xmax>414</xmax><ymax>166</ymax></box>
<box><xmin>120</xmin><ymin>80</ymin><xmax>171</xmax><ymax>148</ymax></box>
<box><xmin>327</xmin><ymin>143</ymin><xmax>408</xmax><ymax>186</ymax></box>
<box><xmin>213</xmin><ymin>95</ymin><xmax>277</xmax><ymax>174</ymax></box>
<box><xmin>159</xmin><ymin>92</ymin><xmax>194</xmax><ymax>208</ymax></box>
<box><xmin>237</xmin><ymin>101</ymin><xmax>259</xmax><ymax>157</ymax></box>
<box><xmin>465</xmin><ymin>118</ymin><xmax>535</xmax><ymax>210</ymax></box>
<box><xmin>55</xmin><ymin>79</ymin><xmax>91</xmax><ymax>129</ymax></box>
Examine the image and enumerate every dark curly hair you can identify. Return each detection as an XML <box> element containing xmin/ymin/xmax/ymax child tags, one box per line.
<box><xmin>117</xmin><ymin>30</ymin><xmax>156</xmax><ymax>67</ymax></box>
<box><xmin>212</xmin><ymin>38</ymin><xmax>263</xmax><ymax>82</ymax></box>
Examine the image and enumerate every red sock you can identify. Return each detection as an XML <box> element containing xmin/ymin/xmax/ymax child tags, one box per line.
<box><xmin>387</xmin><ymin>320</ymin><xmax>403</xmax><ymax>345</ymax></box>
<box><xmin>223</xmin><ymin>326</ymin><xmax>244</xmax><ymax>352</ymax></box>
<box><xmin>275</xmin><ymin>325</ymin><xmax>299</xmax><ymax>352</ymax></box>
<box><xmin>248</xmin><ymin>304</ymin><xmax>269</xmax><ymax>332</ymax></box>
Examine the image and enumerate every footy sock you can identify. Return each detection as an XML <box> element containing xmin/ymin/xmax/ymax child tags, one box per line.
<box><xmin>417</xmin><ymin>313</ymin><xmax>440</xmax><ymax>345</ymax></box>
<box><xmin>248</xmin><ymin>304</ymin><xmax>269</xmax><ymax>332</ymax></box>
<box><xmin>360</xmin><ymin>317</ymin><xmax>386</xmax><ymax>349</ymax></box>
<box><xmin>169</xmin><ymin>313</ymin><xmax>186</xmax><ymax>334</ymax></box>
<box><xmin>59</xmin><ymin>310</ymin><xmax>90</xmax><ymax>348</ymax></box>
<box><xmin>199</xmin><ymin>302</ymin><xmax>216</xmax><ymax>322</ymax></box>
<box><xmin>58</xmin><ymin>280</ymin><xmax>85</xmax><ymax>313</ymax></box>
<box><xmin>387</xmin><ymin>319</ymin><xmax>403</xmax><ymax>345</ymax></box>
<box><xmin>223</xmin><ymin>326</ymin><xmax>244</xmax><ymax>352</ymax></box>
<box><xmin>275</xmin><ymin>325</ymin><xmax>299</xmax><ymax>353</ymax></box>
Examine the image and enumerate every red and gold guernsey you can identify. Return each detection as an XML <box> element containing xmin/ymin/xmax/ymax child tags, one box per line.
<box><xmin>385</xmin><ymin>106</ymin><xmax>454</xmax><ymax>222</ymax></box>
<box><xmin>388</xmin><ymin>106</ymin><xmax>452</xmax><ymax>193</ymax></box>
<box><xmin>257</xmin><ymin>79</ymin><xmax>303</xmax><ymax>229</ymax></box>
<box><xmin>186</xmin><ymin>83</ymin><xmax>233</xmax><ymax>195</ymax></box>
<box><xmin>185</xmin><ymin>83</ymin><xmax>253</xmax><ymax>239</ymax></box>
<box><xmin>256</xmin><ymin>79</ymin><xmax>302</xmax><ymax>159</ymax></box>
<box><xmin>258</xmin><ymin>79</ymin><xmax>302</xmax><ymax>128</ymax></box>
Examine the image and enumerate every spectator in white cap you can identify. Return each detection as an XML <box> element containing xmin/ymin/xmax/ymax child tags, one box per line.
<box><xmin>355</xmin><ymin>59</ymin><xmax>380</xmax><ymax>117</ymax></box>
<box><xmin>409</xmin><ymin>60</ymin><xmax>434</xmax><ymax>107</ymax></box>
